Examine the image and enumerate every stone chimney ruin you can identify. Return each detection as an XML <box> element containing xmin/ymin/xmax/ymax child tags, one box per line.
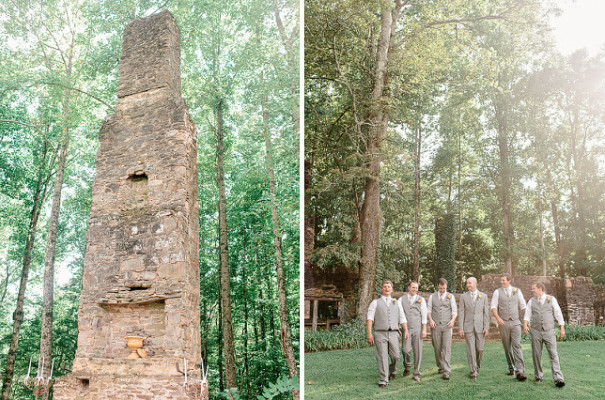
<box><xmin>54</xmin><ymin>10</ymin><xmax>202</xmax><ymax>399</ymax></box>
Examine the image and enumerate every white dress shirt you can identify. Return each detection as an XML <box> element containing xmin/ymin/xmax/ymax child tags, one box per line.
<box><xmin>490</xmin><ymin>286</ymin><xmax>527</xmax><ymax>310</ymax></box>
<box><xmin>399</xmin><ymin>294</ymin><xmax>428</xmax><ymax>324</ymax></box>
<box><xmin>367</xmin><ymin>295</ymin><xmax>408</xmax><ymax>324</ymax></box>
<box><xmin>427</xmin><ymin>292</ymin><xmax>458</xmax><ymax>316</ymax></box>
<box><xmin>523</xmin><ymin>294</ymin><xmax>565</xmax><ymax>326</ymax></box>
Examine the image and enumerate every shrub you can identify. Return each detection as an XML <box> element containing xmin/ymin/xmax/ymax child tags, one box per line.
<box><xmin>562</xmin><ymin>324</ymin><xmax>605</xmax><ymax>341</ymax></box>
<box><xmin>304</xmin><ymin>320</ymin><xmax>370</xmax><ymax>352</ymax></box>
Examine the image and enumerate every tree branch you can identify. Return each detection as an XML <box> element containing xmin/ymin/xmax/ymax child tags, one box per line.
<box><xmin>0</xmin><ymin>120</ymin><xmax>59</xmax><ymax>156</ymax></box>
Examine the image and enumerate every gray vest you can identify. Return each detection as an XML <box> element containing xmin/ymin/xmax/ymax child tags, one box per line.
<box><xmin>431</xmin><ymin>292</ymin><xmax>453</xmax><ymax>327</ymax></box>
<box><xmin>400</xmin><ymin>295</ymin><xmax>423</xmax><ymax>332</ymax></box>
<box><xmin>497</xmin><ymin>287</ymin><xmax>521</xmax><ymax>323</ymax></box>
<box><xmin>530</xmin><ymin>296</ymin><xmax>556</xmax><ymax>332</ymax></box>
<box><xmin>374</xmin><ymin>298</ymin><xmax>400</xmax><ymax>331</ymax></box>
<box><xmin>461</xmin><ymin>291</ymin><xmax>487</xmax><ymax>333</ymax></box>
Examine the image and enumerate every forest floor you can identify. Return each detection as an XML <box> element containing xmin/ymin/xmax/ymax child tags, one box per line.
<box><xmin>304</xmin><ymin>340</ymin><xmax>605</xmax><ymax>399</ymax></box>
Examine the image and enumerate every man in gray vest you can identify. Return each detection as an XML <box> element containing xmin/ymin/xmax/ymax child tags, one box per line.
<box><xmin>427</xmin><ymin>278</ymin><xmax>457</xmax><ymax>381</ymax></box>
<box><xmin>458</xmin><ymin>277</ymin><xmax>490</xmax><ymax>380</ymax></box>
<box><xmin>491</xmin><ymin>273</ymin><xmax>527</xmax><ymax>381</ymax></box>
<box><xmin>367</xmin><ymin>280</ymin><xmax>409</xmax><ymax>388</ymax></box>
<box><xmin>397</xmin><ymin>281</ymin><xmax>427</xmax><ymax>381</ymax></box>
<box><xmin>523</xmin><ymin>282</ymin><xmax>565</xmax><ymax>388</ymax></box>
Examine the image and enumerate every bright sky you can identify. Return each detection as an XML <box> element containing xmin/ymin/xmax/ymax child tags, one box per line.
<box><xmin>551</xmin><ymin>0</ymin><xmax>605</xmax><ymax>55</ymax></box>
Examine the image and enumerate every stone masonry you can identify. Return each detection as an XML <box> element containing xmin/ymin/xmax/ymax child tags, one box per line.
<box><xmin>54</xmin><ymin>10</ymin><xmax>201</xmax><ymax>399</ymax></box>
<box><xmin>479</xmin><ymin>274</ymin><xmax>595</xmax><ymax>326</ymax></box>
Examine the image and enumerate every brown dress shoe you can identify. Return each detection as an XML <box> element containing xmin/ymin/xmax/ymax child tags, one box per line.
<box><xmin>378</xmin><ymin>383</ymin><xmax>387</xmax><ymax>388</ymax></box>
<box><xmin>403</xmin><ymin>369</ymin><xmax>410</xmax><ymax>377</ymax></box>
<box><xmin>555</xmin><ymin>380</ymin><xmax>565</xmax><ymax>388</ymax></box>
<box><xmin>508</xmin><ymin>371</ymin><xmax>515</xmax><ymax>376</ymax></box>
<box><xmin>516</xmin><ymin>373</ymin><xmax>527</xmax><ymax>381</ymax></box>
<box><xmin>389</xmin><ymin>373</ymin><xmax>396</xmax><ymax>381</ymax></box>
<box><xmin>470</xmin><ymin>376</ymin><xmax>477</xmax><ymax>380</ymax></box>
<box><xmin>442</xmin><ymin>374</ymin><xmax>450</xmax><ymax>380</ymax></box>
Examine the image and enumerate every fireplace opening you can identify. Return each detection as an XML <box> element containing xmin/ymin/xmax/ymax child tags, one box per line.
<box><xmin>78</xmin><ymin>378</ymin><xmax>90</xmax><ymax>389</ymax></box>
<box><xmin>127</xmin><ymin>284</ymin><xmax>152</xmax><ymax>291</ymax></box>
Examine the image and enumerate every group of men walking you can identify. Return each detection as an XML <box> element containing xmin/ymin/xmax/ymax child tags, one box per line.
<box><xmin>366</xmin><ymin>274</ymin><xmax>566</xmax><ymax>389</ymax></box>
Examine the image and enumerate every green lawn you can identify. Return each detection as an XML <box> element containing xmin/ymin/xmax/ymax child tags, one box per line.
<box><xmin>304</xmin><ymin>341</ymin><xmax>605</xmax><ymax>399</ymax></box>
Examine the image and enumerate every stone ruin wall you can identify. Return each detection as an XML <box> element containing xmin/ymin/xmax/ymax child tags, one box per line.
<box><xmin>593</xmin><ymin>285</ymin><xmax>605</xmax><ymax>326</ymax></box>
<box><xmin>478</xmin><ymin>274</ymin><xmax>595</xmax><ymax>326</ymax></box>
<box><xmin>54</xmin><ymin>10</ymin><xmax>202</xmax><ymax>400</ymax></box>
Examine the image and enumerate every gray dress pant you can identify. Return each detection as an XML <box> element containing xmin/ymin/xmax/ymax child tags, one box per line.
<box><xmin>498</xmin><ymin>321</ymin><xmax>525</xmax><ymax>374</ymax></box>
<box><xmin>374</xmin><ymin>330</ymin><xmax>400</xmax><ymax>385</ymax></box>
<box><xmin>464</xmin><ymin>331</ymin><xmax>485</xmax><ymax>377</ymax></box>
<box><xmin>402</xmin><ymin>328</ymin><xmax>422</xmax><ymax>378</ymax></box>
<box><xmin>431</xmin><ymin>326</ymin><xmax>452</xmax><ymax>375</ymax></box>
<box><xmin>530</xmin><ymin>329</ymin><xmax>564</xmax><ymax>382</ymax></box>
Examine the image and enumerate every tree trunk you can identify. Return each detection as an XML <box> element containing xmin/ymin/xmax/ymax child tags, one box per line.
<box><xmin>304</xmin><ymin>158</ymin><xmax>315</xmax><ymax>264</ymax></box>
<box><xmin>413</xmin><ymin>123</ymin><xmax>422</xmax><ymax>281</ymax></box>
<box><xmin>272</xmin><ymin>0</ymin><xmax>299</xmax><ymax>137</ymax></box>
<box><xmin>495</xmin><ymin>103</ymin><xmax>514</xmax><ymax>274</ymax></box>
<box><xmin>261</xmin><ymin>91</ymin><xmax>299</xmax><ymax>399</ymax></box>
<box><xmin>355</xmin><ymin>2</ymin><xmax>396</xmax><ymax>320</ymax></box>
<box><xmin>569</xmin><ymin>110</ymin><xmax>587</xmax><ymax>275</ymax></box>
<box><xmin>216</xmin><ymin>99</ymin><xmax>237</xmax><ymax>389</ymax></box>
<box><xmin>217</xmin><ymin>259</ymin><xmax>225</xmax><ymax>392</ymax></box>
<box><xmin>242</xmin><ymin>259</ymin><xmax>251</xmax><ymax>399</ymax></box>
<box><xmin>536</xmin><ymin>175</ymin><xmax>547</xmax><ymax>276</ymax></box>
<box><xmin>40</xmin><ymin>76</ymin><xmax>72</xmax><ymax>378</ymax></box>
<box><xmin>1</xmin><ymin>144</ymin><xmax>51</xmax><ymax>400</ymax></box>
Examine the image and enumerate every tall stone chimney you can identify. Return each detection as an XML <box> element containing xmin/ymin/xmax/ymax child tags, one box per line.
<box><xmin>54</xmin><ymin>10</ymin><xmax>201</xmax><ymax>399</ymax></box>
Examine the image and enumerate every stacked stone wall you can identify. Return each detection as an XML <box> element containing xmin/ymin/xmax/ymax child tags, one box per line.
<box><xmin>54</xmin><ymin>10</ymin><xmax>201</xmax><ymax>400</ymax></box>
<box><xmin>478</xmin><ymin>274</ymin><xmax>595</xmax><ymax>325</ymax></box>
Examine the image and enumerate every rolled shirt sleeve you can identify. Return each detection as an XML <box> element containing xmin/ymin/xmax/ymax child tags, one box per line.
<box><xmin>517</xmin><ymin>288</ymin><xmax>527</xmax><ymax>310</ymax></box>
<box><xmin>367</xmin><ymin>299</ymin><xmax>378</xmax><ymax>321</ymax></box>
<box><xmin>552</xmin><ymin>297</ymin><xmax>565</xmax><ymax>326</ymax></box>
<box><xmin>420</xmin><ymin>298</ymin><xmax>428</xmax><ymax>324</ymax></box>
<box><xmin>523</xmin><ymin>299</ymin><xmax>533</xmax><ymax>323</ymax></box>
<box><xmin>398</xmin><ymin>301</ymin><xmax>408</xmax><ymax>324</ymax></box>
<box><xmin>450</xmin><ymin>293</ymin><xmax>458</xmax><ymax>316</ymax></box>
<box><xmin>490</xmin><ymin>289</ymin><xmax>499</xmax><ymax>310</ymax></box>
<box><xmin>427</xmin><ymin>294</ymin><xmax>433</xmax><ymax>311</ymax></box>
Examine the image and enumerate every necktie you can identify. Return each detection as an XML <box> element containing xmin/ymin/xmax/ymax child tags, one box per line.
<box><xmin>507</xmin><ymin>289</ymin><xmax>511</xmax><ymax>299</ymax></box>
<box><xmin>539</xmin><ymin>297</ymin><xmax>542</xmax><ymax>306</ymax></box>
<box><xmin>472</xmin><ymin>292</ymin><xmax>476</xmax><ymax>301</ymax></box>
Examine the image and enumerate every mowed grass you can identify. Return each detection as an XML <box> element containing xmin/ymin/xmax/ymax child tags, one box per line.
<box><xmin>304</xmin><ymin>341</ymin><xmax>605</xmax><ymax>399</ymax></box>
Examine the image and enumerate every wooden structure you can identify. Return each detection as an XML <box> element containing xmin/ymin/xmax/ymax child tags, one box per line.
<box><xmin>304</xmin><ymin>285</ymin><xmax>344</xmax><ymax>331</ymax></box>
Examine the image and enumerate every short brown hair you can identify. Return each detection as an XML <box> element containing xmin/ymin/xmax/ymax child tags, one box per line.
<box><xmin>534</xmin><ymin>282</ymin><xmax>546</xmax><ymax>291</ymax></box>
<box><xmin>437</xmin><ymin>278</ymin><xmax>448</xmax><ymax>286</ymax></box>
<box><xmin>502</xmin><ymin>273</ymin><xmax>512</xmax><ymax>282</ymax></box>
<box><xmin>408</xmin><ymin>280</ymin><xmax>419</xmax><ymax>288</ymax></box>
<box><xmin>382</xmin><ymin>280</ymin><xmax>394</xmax><ymax>287</ymax></box>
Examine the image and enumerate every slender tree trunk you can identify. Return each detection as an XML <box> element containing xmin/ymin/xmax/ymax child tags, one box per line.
<box><xmin>304</xmin><ymin>158</ymin><xmax>315</xmax><ymax>264</ymax></box>
<box><xmin>413</xmin><ymin>122</ymin><xmax>422</xmax><ymax>281</ymax></box>
<box><xmin>261</xmin><ymin>90</ymin><xmax>299</xmax><ymax>398</ymax></box>
<box><xmin>569</xmin><ymin>110</ymin><xmax>587</xmax><ymax>275</ymax></box>
<box><xmin>495</xmin><ymin>103</ymin><xmax>514</xmax><ymax>274</ymax></box>
<box><xmin>355</xmin><ymin>2</ymin><xmax>397</xmax><ymax>320</ymax></box>
<box><xmin>1</xmin><ymin>144</ymin><xmax>50</xmax><ymax>400</ymax></box>
<box><xmin>551</xmin><ymin>200</ymin><xmax>565</xmax><ymax>277</ymax></box>
<box><xmin>272</xmin><ymin>0</ymin><xmax>299</xmax><ymax>137</ymax></box>
<box><xmin>536</xmin><ymin>176</ymin><xmax>547</xmax><ymax>276</ymax></box>
<box><xmin>216</xmin><ymin>100</ymin><xmax>237</xmax><ymax>389</ymax></box>
<box><xmin>256</xmin><ymin>252</ymin><xmax>267</xmax><ymax>353</ymax></box>
<box><xmin>40</xmin><ymin>75</ymin><xmax>72</xmax><ymax>377</ymax></box>
<box><xmin>217</xmin><ymin>258</ymin><xmax>225</xmax><ymax>392</ymax></box>
<box><xmin>242</xmin><ymin>254</ymin><xmax>251</xmax><ymax>399</ymax></box>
